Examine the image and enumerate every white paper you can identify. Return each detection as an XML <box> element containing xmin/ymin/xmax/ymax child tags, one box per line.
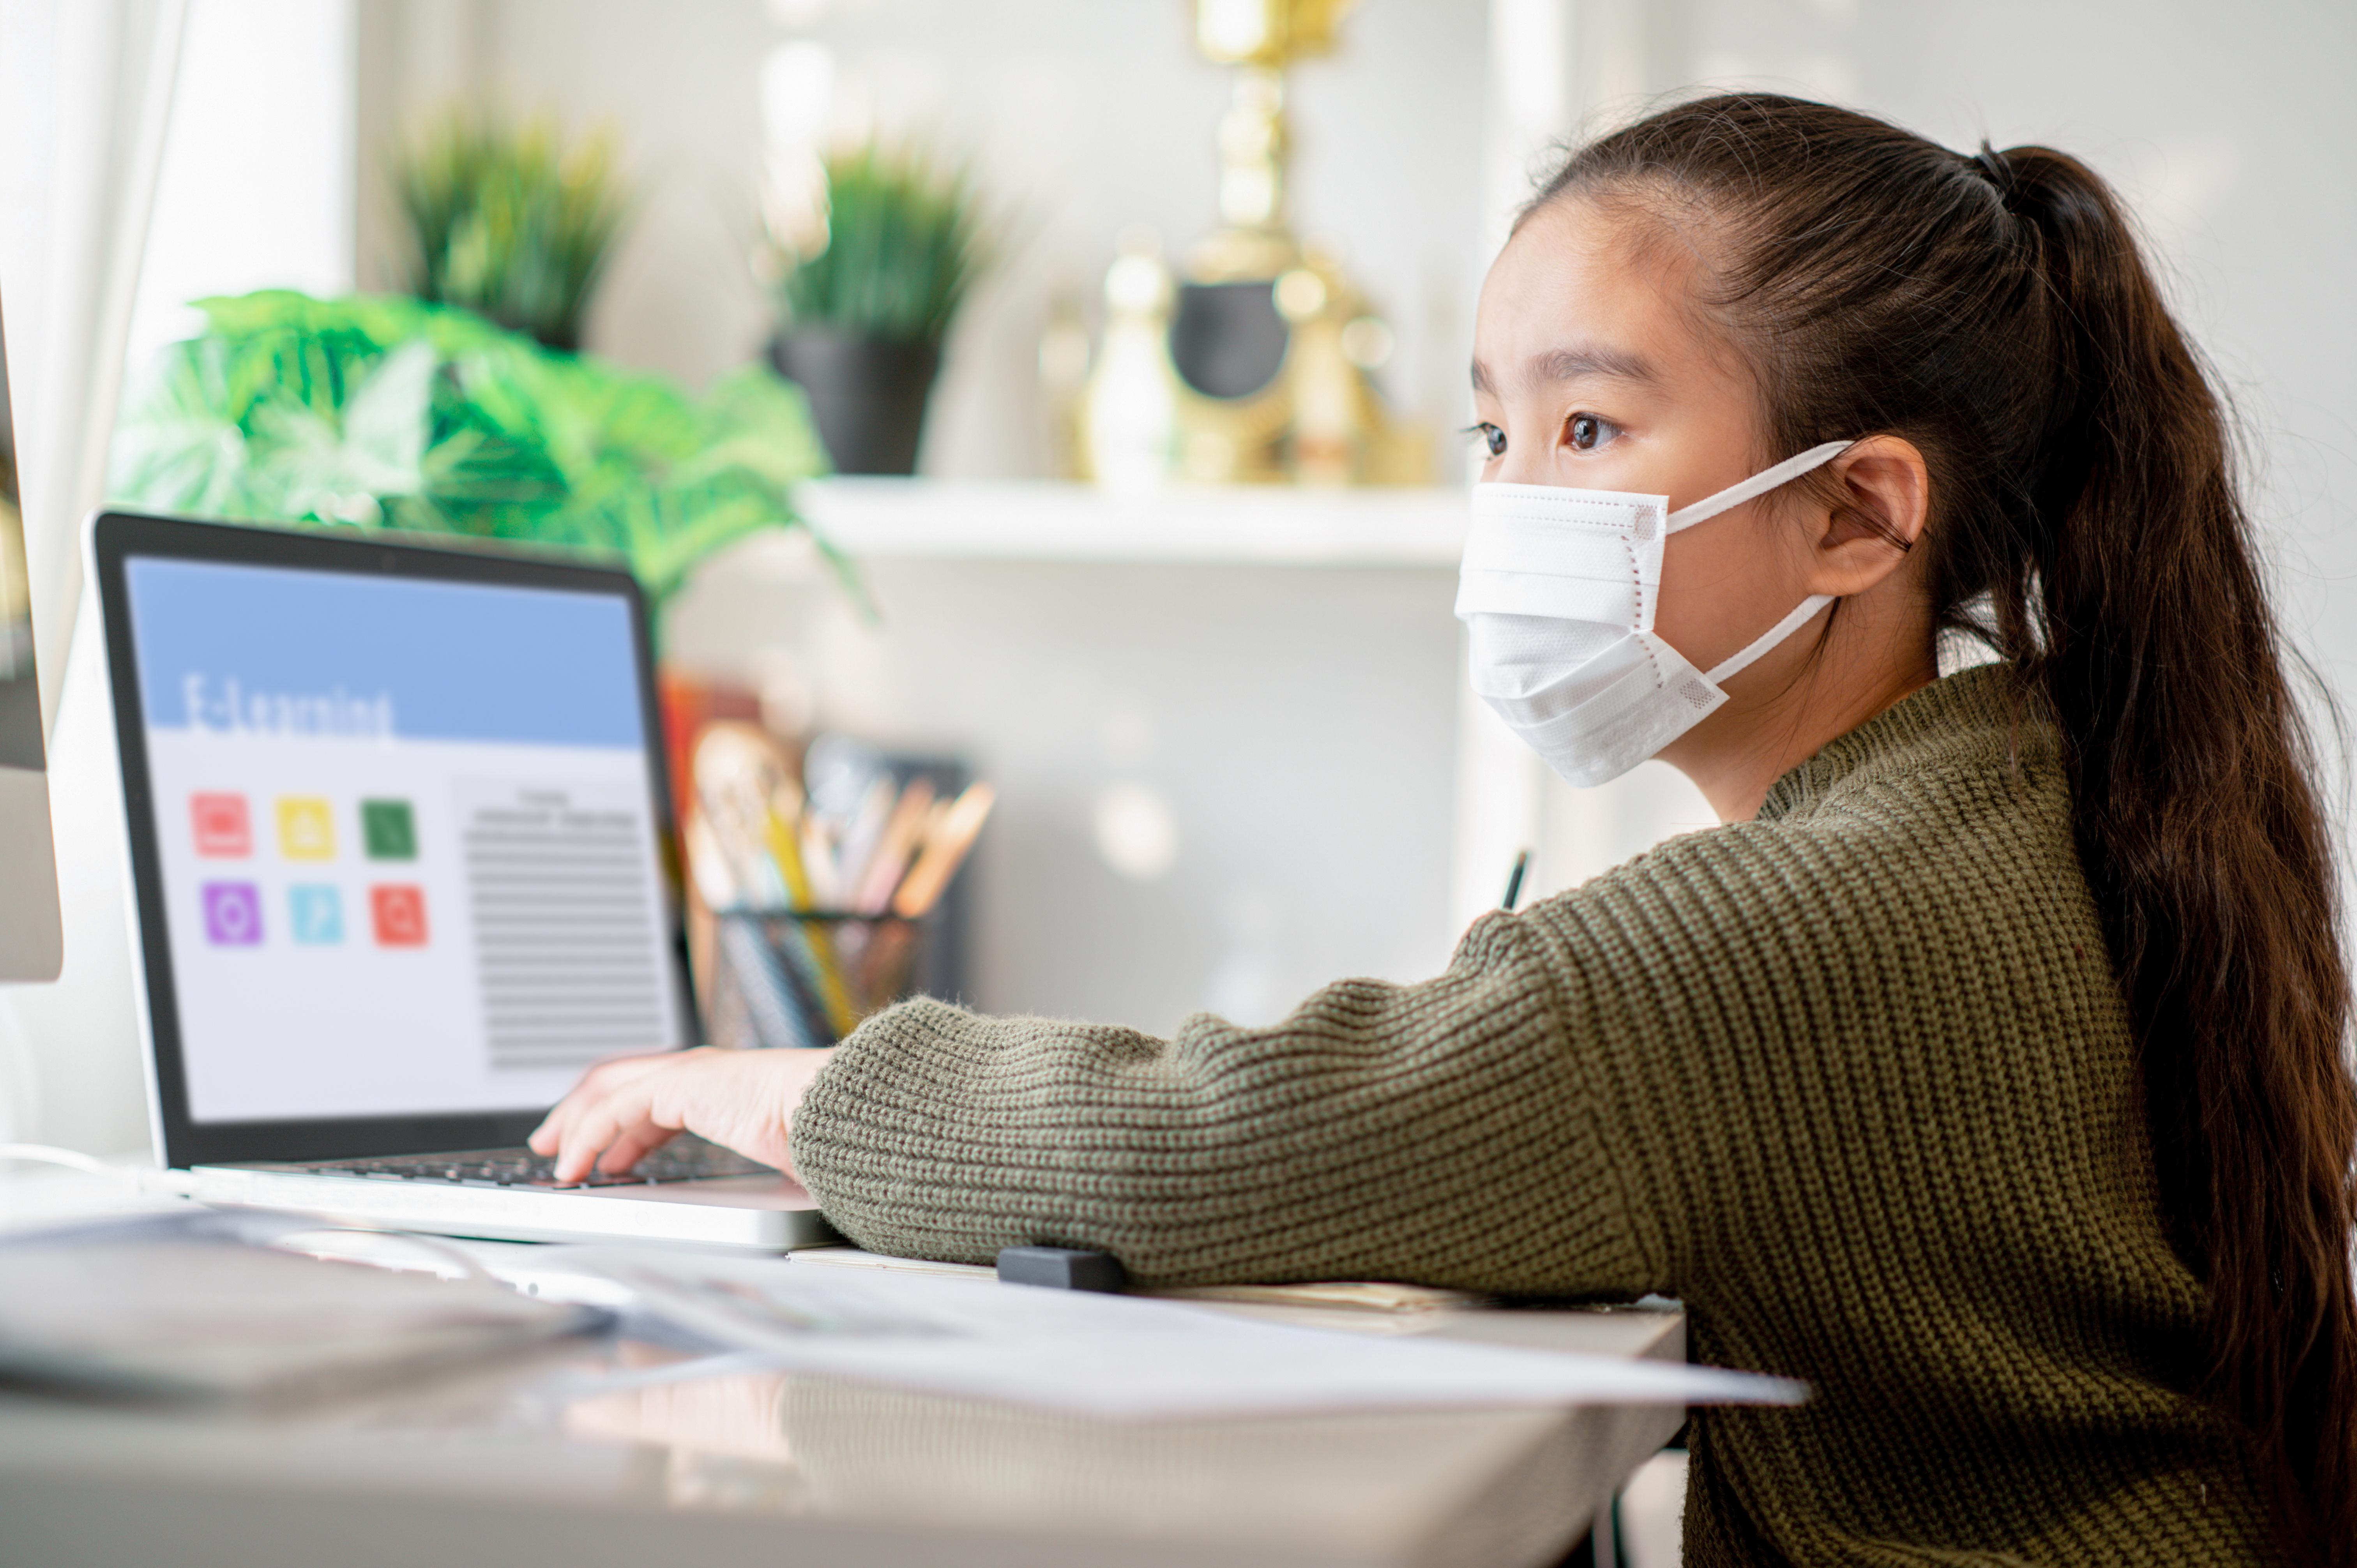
<box><xmin>570</xmin><ymin>1249</ymin><xmax>1806</xmax><ymax>1422</ymax></box>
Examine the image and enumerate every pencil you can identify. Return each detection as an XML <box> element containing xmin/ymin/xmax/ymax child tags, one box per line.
<box><xmin>1501</xmin><ymin>849</ymin><xmax>1530</xmax><ymax>912</ymax></box>
<box><xmin>893</xmin><ymin>784</ymin><xmax>996</xmax><ymax>919</ymax></box>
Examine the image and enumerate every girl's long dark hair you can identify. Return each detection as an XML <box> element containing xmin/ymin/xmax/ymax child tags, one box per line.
<box><xmin>1535</xmin><ymin>94</ymin><xmax>2357</xmax><ymax>1559</ymax></box>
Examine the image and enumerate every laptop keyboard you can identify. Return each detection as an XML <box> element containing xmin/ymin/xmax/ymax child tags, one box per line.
<box><xmin>286</xmin><ymin>1135</ymin><xmax>772</xmax><ymax>1189</ymax></box>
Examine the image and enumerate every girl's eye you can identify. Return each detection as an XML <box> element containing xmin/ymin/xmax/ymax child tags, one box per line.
<box><xmin>1469</xmin><ymin>422</ymin><xmax>1507</xmax><ymax>457</ymax></box>
<box><xmin>1565</xmin><ymin>413</ymin><xmax>1615</xmax><ymax>452</ymax></box>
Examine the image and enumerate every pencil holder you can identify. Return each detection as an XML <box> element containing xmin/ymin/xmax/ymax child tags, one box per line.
<box><xmin>707</xmin><ymin>910</ymin><xmax>929</xmax><ymax>1050</ymax></box>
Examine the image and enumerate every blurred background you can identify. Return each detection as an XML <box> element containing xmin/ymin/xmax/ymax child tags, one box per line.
<box><xmin>0</xmin><ymin>0</ymin><xmax>2351</xmax><ymax>1165</ymax></box>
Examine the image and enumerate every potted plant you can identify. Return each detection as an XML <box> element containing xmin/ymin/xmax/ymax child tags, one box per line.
<box><xmin>395</xmin><ymin>114</ymin><xmax>629</xmax><ymax>354</ymax></box>
<box><xmin>764</xmin><ymin>144</ymin><xmax>999</xmax><ymax>475</ymax></box>
<box><xmin>105</xmin><ymin>291</ymin><xmax>836</xmax><ymax>611</ymax></box>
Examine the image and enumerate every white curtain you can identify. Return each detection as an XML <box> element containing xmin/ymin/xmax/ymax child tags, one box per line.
<box><xmin>0</xmin><ymin>0</ymin><xmax>186</xmax><ymax>1148</ymax></box>
<box><xmin>2</xmin><ymin>0</ymin><xmax>187</xmax><ymax>724</ymax></box>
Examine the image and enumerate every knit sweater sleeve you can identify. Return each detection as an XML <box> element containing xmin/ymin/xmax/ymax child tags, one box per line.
<box><xmin>788</xmin><ymin>901</ymin><xmax>1679</xmax><ymax>1293</ymax></box>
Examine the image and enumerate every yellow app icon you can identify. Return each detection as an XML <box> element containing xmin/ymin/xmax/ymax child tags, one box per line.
<box><xmin>277</xmin><ymin>797</ymin><xmax>336</xmax><ymax>860</ymax></box>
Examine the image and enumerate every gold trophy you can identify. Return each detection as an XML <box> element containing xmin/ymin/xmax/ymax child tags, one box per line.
<box><xmin>1070</xmin><ymin>0</ymin><xmax>1427</xmax><ymax>488</ymax></box>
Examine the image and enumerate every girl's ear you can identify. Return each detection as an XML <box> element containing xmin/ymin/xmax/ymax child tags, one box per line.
<box><xmin>1802</xmin><ymin>435</ymin><xmax>1931</xmax><ymax>597</ymax></box>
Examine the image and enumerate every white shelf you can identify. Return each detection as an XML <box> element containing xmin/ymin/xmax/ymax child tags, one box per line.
<box><xmin>736</xmin><ymin>477</ymin><xmax>1469</xmax><ymax>569</ymax></box>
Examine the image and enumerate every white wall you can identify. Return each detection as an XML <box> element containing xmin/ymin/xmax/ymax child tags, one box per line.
<box><xmin>664</xmin><ymin>545</ymin><xmax>1465</xmax><ymax>1031</ymax></box>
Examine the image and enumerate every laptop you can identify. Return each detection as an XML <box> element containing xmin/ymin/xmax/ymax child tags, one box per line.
<box><xmin>90</xmin><ymin>510</ymin><xmax>837</xmax><ymax>1252</ymax></box>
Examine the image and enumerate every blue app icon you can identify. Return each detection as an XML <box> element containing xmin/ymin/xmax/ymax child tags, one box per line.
<box><xmin>290</xmin><ymin>885</ymin><xmax>343</xmax><ymax>946</ymax></box>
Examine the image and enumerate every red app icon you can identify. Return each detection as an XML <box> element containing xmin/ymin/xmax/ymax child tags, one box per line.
<box><xmin>370</xmin><ymin>885</ymin><xmax>428</xmax><ymax>947</ymax></box>
<box><xmin>191</xmin><ymin>793</ymin><xmax>251</xmax><ymax>857</ymax></box>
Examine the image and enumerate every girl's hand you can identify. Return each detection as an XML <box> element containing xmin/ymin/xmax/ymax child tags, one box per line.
<box><xmin>527</xmin><ymin>1046</ymin><xmax>836</xmax><ymax>1185</ymax></box>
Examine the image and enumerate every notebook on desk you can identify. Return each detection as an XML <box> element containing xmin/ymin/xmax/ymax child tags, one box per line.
<box><xmin>90</xmin><ymin>511</ymin><xmax>836</xmax><ymax>1252</ymax></box>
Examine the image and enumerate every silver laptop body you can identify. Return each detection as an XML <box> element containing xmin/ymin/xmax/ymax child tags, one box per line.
<box><xmin>92</xmin><ymin>511</ymin><xmax>834</xmax><ymax>1252</ymax></box>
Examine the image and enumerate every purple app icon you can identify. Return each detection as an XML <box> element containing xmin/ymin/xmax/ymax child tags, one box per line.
<box><xmin>202</xmin><ymin>882</ymin><xmax>263</xmax><ymax>946</ymax></box>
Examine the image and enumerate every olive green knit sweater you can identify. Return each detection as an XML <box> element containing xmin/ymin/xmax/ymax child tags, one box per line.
<box><xmin>792</xmin><ymin>665</ymin><xmax>2274</xmax><ymax>1565</ymax></box>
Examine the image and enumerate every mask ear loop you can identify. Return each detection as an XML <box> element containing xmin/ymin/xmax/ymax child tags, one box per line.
<box><xmin>1703</xmin><ymin>594</ymin><xmax>1836</xmax><ymax>685</ymax></box>
<box><xmin>1661</xmin><ymin>440</ymin><xmax>1857</xmax><ymax>685</ymax></box>
<box><xmin>1664</xmin><ymin>440</ymin><xmax>1856</xmax><ymax>532</ymax></box>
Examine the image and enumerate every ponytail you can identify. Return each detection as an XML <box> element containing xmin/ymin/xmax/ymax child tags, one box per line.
<box><xmin>1539</xmin><ymin>96</ymin><xmax>2357</xmax><ymax>1561</ymax></box>
<box><xmin>1994</xmin><ymin>144</ymin><xmax>2357</xmax><ymax>1557</ymax></box>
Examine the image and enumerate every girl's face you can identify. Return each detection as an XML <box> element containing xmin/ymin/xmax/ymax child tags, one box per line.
<box><xmin>1470</xmin><ymin>198</ymin><xmax>1826</xmax><ymax>679</ymax></box>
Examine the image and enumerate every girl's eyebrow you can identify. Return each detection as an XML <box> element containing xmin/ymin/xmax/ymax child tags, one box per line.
<box><xmin>1534</xmin><ymin>344</ymin><xmax>1657</xmax><ymax>386</ymax></box>
<box><xmin>1470</xmin><ymin>343</ymin><xmax>1658</xmax><ymax>394</ymax></box>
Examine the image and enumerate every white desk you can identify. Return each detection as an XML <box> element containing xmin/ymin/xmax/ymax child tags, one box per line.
<box><xmin>0</xmin><ymin>1168</ymin><xmax>1683</xmax><ymax>1568</ymax></box>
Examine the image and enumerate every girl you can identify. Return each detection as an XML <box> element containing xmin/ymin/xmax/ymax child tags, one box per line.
<box><xmin>535</xmin><ymin>95</ymin><xmax>2357</xmax><ymax>1564</ymax></box>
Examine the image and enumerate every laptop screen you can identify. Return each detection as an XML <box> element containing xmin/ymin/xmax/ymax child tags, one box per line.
<box><xmin>117</xmin><ymin>547</ymin><xmax>685</xmax><ymax>1128</ymax></box>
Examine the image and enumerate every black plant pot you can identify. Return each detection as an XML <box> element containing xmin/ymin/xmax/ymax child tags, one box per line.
<box><xmin>768</xmin><ymin>330</ymin><xmax>941</xmax><ymax>476</ymax></box>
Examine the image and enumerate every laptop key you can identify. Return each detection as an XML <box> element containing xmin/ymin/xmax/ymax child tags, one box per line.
<box><xmin>287</xmin><ymin>1137</ymin><xmax>772</xmax><ymax>1189</ymax></box>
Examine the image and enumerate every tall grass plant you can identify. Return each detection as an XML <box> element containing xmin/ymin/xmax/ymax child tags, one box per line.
<box><xmin>397</xmin><ymin>115</ymin><xmax>629</xmax><ymax>353</ymax></box>
<box><xmin>771</xmin><ymin>146</ymin><xmax>999</xmax><ymax>345</ymax></box>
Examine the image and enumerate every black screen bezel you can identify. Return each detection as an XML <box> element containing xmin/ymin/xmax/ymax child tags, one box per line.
<box><xmin>93</xmin><ymin>511</ymin><xmax>693</xmax><ymax>1166</ymax></box>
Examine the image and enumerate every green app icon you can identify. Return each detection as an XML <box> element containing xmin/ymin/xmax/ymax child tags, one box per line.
<box><xmin>362</xmin><ymin>800</ymin><xmax>417</xmax><ymax>861</ymax></box>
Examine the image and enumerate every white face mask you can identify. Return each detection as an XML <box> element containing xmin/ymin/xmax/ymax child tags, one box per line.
<box><xmin>1455</xmin><ymin>440</ymin><xmax>1855</xmax><ymax>788</ymax></box>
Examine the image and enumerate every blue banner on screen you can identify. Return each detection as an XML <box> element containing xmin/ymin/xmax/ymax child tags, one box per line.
<box><xmin>125</xmin><ymin>558</ymin><xmax>643</xmax><ymax>749</ymax></box>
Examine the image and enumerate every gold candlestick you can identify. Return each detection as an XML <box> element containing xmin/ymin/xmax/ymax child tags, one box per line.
<box><xmin>1194</xmin><ymin>0</ymin><xmax>1352</xmax><ymax>254</ymax></box>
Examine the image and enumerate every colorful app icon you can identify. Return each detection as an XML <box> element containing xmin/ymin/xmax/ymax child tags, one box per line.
<box><xmin>289</xmin><ymin>885</ymin><xmax>343</xmax><ymax>945</ymax></box>
<box><xmin>370</xmin><ymin>885</ymin><xmax>428</xmax><ymax>947</ymax></box>
<box><xmin>201</xmin><ymin>882</ymin><xmax>263</xmax><ymax>946</ymax></box>
<box><xmin>277</xmin><ymin>797</ymin><xmax>336</xmax><ymax>860</ymax></box>
<box><xmin>362</xmin><ymin>799</ymin><xmax>417</xmax><ymax>861</ymax></box>
<box><xmin>191</xmin><ymin>794</ymin><xmax>250</xmax><ymax>857</ymax></box>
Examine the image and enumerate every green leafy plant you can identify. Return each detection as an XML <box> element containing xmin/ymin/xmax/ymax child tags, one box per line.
<box><xmin>396</xmin><ymin>115</ymin><xmax>628</xmax><ymax>352</ymax></box>
<box><xmin>770</xmin><ymin>145</ymin><xmax>1000</xmax><ymax>344</ymax></box>
<box><xmin>106</xmin><ymin>291</ymin><xmax>839</xmax><ymax>607</ymax></box>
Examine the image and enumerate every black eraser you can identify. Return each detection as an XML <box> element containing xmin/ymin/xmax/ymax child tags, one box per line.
<box><xmin>996</xmin><ymin>1245</ymin><xmax>1127</xmax><ymax>1293</ymax></box>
